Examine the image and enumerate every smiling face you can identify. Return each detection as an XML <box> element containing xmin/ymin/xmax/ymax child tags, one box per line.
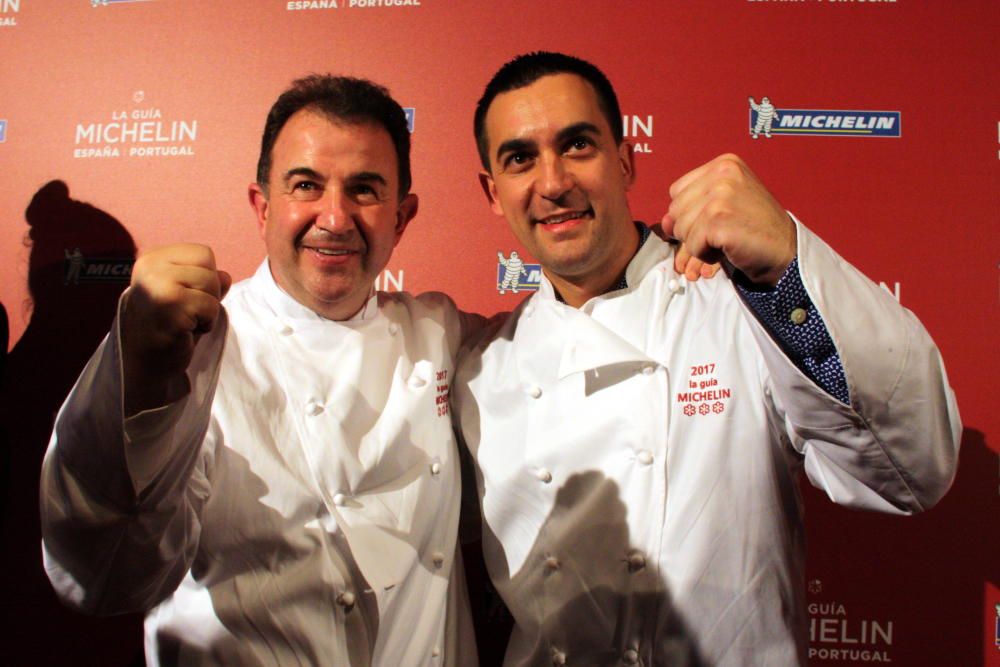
<box><xmin>480</xmin><ymin>73</ymin><xmax>637</xmax><ymax>300</ymax></box>
<box><xmin>249</xmin><ymin>108</ymin><xmax>417</xmax><ymax>320</ymax></box>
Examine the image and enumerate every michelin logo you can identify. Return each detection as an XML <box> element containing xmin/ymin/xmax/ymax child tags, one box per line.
<box><xmin>749</xmin><ymin>96</ymin><xmax>900</xmax><ymax>137</ymax></box>
<box><xmin>64</xmin><ymin>249</ymin><xmax>134</xmax><ymax>284</ymax></box>
<box><xmin>497</xmin><ymin>251</ymin><xmax>541</xmax><ymax>294</ymax></box>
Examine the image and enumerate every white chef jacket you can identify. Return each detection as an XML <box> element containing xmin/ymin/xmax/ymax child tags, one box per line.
<box><xmin>452</xmin><ymin>219</ymin><xmax>960</xmax><ymax>666</ymax></box>
<box><xmin>41</xmin><ymin>261</ymin><xmax>479</xmax><ymax>667</ymax></box>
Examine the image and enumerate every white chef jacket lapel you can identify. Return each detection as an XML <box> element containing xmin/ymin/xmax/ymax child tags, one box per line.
<box><xmin>246</xmin><ymin>264</ymin><xmax>440</xmax><ymax>600</ymax></box>
<box><xmin>529</xmin><ymin>234</ymin><xmax>680</xmax><ymax>381</ymax></box>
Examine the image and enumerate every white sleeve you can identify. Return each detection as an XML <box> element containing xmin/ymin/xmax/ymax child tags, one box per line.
<box><xmin>744</xmin><ymin>218</ymin><xmax>961</xmax><ymax>514</ymax></box>
<box><xmin>40</xmin><ymin>304</ymin><xmax>227</xmax><ymax>615</ymax></box>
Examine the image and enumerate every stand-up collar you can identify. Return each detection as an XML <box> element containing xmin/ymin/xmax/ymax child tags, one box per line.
<box><xmin>249</xmin><ymin>260</ymin><xmax>378</xmax><ymax>324</ymax></box>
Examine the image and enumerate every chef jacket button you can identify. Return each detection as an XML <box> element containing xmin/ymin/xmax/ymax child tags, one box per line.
<box><xmin>336</xmin><ymin>591</ymin><xmax>355</xmax><ymax>612</ymax></box>
<box><xmin>623</xmin><ymin>648</ymin><xmax>639</xmax><ymax>664</ymax></box>
<box><xmin>409</xmin><ymin>375</ymin><xmax>427</xmax><ymax>389</ymax></box>
<box><xmin>388</xmin><ymin>322</ymin><xmax>399</xmax><ymax>336</ymax></box>
<box><xmin>431</xmin><ymin>646</ymin><xmax>441</xmax><ymax>658</ymax></box>
<box><xmin>535</xmin><ymin>467</ymin><xmax>553</xmax><ymax>483</ymax></box>
<box><xmin>430</xmin><ymin>461</ymin><xmax>442</xmax><ymax>475</ymax></box>
<box><xmin>641</xmin><ymin>364</ymin><xmax>655</xmax><ymax>376</ymax></box>
<box><xmin>332</xmin><ymin>492</ymin><xmax>347</xmax><ymax>507</ymax></box>
<box><xmin>278</xmin><ymin>324</ymin><xmax>294</xmax><ymax>336</ymax></box>
<box><xmin>668</xmin><ymin>278</ymin><xmax>681</xmax><ymax>293</ymax></box>
<box><xmin>526</xmin><ymin>385</ymin><xmax>542</xmax><ymax>399</ymax></box>
<box><xmin>544</xmin><ymin>556</ymin><xmax>560</xmax><ymax>572</ymax></box>
<box><xmin>636</xmin><ymin>450</ymin><xmax>654</xmax><ymax>466</ymax></box>
<box><xmin>432</xmin><ymin>551</ymin><xmax>445</xmax><ymax>568</ymax></box>
<box><xmin>306</xmin><ymin>400</ymin><xmax>324</xmax><ymax>416</ymax></box>
<box><xmin>627</xmin><ymin>550</ymin><xmax>646</xmax><ymax>572</ymax></box>
<box><xmin>789</xmin><ymin>307</ymin><xmax>808</xmax><ymax>325</ymax></box>
<box><xmin>551</xmin><ymin>649</ymin><xmax>567</xmax><ymax>665</ymax></box>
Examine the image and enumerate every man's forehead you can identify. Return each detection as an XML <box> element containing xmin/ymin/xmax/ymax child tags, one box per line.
<box><xmin>486</xmin><ymin>73</ymin><xmax>606</xmax><ymax>141</ymax></box>
<box><xmin>271</xmin><ymin>111</ymin><xmax>396</xmax><ymax>170</ymax></box>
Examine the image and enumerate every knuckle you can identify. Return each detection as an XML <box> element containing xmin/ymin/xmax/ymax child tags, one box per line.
<box><xmin>712</xmin><ymin>156</ymin><xmax>743</xmax><ymax>180</ymax></box>
<box><xmin>704</xmin><ymin>199</ymin><xmax>730</xmax><ymax>221</ymax></box>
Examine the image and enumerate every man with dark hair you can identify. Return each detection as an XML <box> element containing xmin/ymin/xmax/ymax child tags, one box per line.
<box><xmin>41</xmin><ymin>74</ymin><xmax>478</xmax><ymax>666</ymax></box>
<box><xmin>453</xmin><ymin>51</ymin><xmax>960</xmax><ymax>665</ymax></box>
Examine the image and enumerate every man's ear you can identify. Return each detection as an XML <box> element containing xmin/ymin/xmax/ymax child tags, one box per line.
<box><xmin>248</xmin><ymin>183</ymin><xmax>269</xmax><ymax>239</ymax></box>
<box><xmin>479</xmin><ymin>171</ymin><xmax>504</xmax><ymax>216</ymax></box>
<box><xmin>618</xmin><ymin>141</ymin><xmax>637</xmax><ymax>190</ymax></box>
<box><xmin>393</xmin><ymin>193</ymin><xmax>419</xmax><ymax>246</ymax></box>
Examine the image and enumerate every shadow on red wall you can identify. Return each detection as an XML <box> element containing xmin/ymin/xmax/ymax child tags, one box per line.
<box><xmin>0</xmin><ymin>181</ymin><xmax>144</xmax><ymax>666</ymax></box>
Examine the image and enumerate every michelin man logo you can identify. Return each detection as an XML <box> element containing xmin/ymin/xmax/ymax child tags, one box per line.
<box><xmin>749</xmin><ymin>96</ymin><xmax>779</xmax><ymax>139</ymax></box>
<box><xmin>64</xmin><ymin>248</ymin><xmax>84</xmax><ymax>285</ymax></box>
<box><xmin>496</xmin><ymin>251</ymin><xmax>542</xmax><ymax>294</ymax></box>
<box><xmin>497</xmin><ymin>251</ymin><xmax>527</xmax><ymax>294</ymax></box>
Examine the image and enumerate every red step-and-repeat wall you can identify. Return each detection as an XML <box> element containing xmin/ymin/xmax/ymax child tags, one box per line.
<box><xmin>0</xmin><ymin>1</ymin><xmax>996</xmax><ymax>665</ymax></box>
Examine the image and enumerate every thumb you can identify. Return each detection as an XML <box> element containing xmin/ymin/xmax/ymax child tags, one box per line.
<box><xmin>218</xmin><ymin>270</ymin><xmax>233</xmax><ymax>300</ymax></box>
<box><xmin>660</xmin><ymin>211</ymin><xmax>678</xmax><ymax>241</ymax></box>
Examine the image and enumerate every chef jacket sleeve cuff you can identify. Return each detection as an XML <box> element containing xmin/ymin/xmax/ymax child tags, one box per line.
<box><xmin>734</xmin><ymin>258</ymin><xmax>850</xmax><ymax>404</ymax></box>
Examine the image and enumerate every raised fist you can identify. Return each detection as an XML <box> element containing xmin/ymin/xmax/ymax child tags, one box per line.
<box><xmin>122</xmin><ymin>243</ymin><xmax>231</xmax><ymax>414</ymax></box>
<box><xmin>663</xmin><ymin>154</ymin><xmax>796</xmax><ymax>287</ymax></box>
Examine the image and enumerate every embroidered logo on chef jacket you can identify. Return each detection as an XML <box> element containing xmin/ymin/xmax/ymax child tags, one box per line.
<box><xmin>676</xmin><ymin>362</ymin><xmax>731</xmax><ymax>416</ymax></box>
<box><xmin>434</xmin><ymin>369</ymin><xmax>449</xmax><ymax>417</ymax></box>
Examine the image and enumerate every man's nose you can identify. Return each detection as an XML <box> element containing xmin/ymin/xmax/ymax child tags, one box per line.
<box><xmin>537</xmin><ymin>154</ymin><xmax>573</xmax><ymax>200</ymax></box>
<box><xmin>315</xmin><ymin>190</ymin><xmax>354</xmax><ymax>232</ymax></box>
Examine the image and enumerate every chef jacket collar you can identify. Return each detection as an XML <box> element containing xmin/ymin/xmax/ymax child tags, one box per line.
<box><xmin>252</xmin><ymin>259</ymin><xmax>378</xmax><ymax>324</ymax></box>
<box><xmin>539</xmin><ymin>223</ymin><xmax>674</xmax><ymax>307</ymax></box>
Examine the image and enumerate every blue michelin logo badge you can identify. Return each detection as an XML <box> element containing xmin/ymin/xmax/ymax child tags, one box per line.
<box><xmin>0</xmin><ymin>119</ymin><xmax>6</xmax><ymax>143</ymax></box>
<box><xmin>497</xmin><ymin>251</ymin><xmax>541</xmax><ymax>294</ymax></box>
<box><xmin>403</xmin><ymin>108</ymin><xmax>415</xmax><ymax>133</ymax></box>
<box><xmin>748</xmin><ymin>96</ymin><xmax>900</xmax><ymax>138</ymax></box>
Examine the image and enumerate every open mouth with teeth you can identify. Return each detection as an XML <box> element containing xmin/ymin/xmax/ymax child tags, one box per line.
<box><xmin>302</xmin><ymin>246</ymin><xmax>360</xmax><ymax>263</ymax></box>
<box><xmin>533</xmin><ymin>208</ymin><xmax>593</xmax><ymax>230</ymax></box>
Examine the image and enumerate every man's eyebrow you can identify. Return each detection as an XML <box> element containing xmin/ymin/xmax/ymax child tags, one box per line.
<box><xmin>494</xmin><ymin>137</ymin><xmax>536</xmax><ymax>163</ymax></box>
<box><xmin>555</xmin><ymin>122</ymin><xmax>601</xmax><ymax>144</ymax></box>
<box><xmin>282</xmin><ymin>167</ymin><xmax>324</xmax><ymax>183</ymax></box>
<box><xmin>348</xmin><ymin>171</ymin><xmax>388</xmax><ymax>187</ymax></box>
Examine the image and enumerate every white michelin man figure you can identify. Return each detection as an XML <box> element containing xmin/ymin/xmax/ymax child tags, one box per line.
<box><xmin>749</xmin><ymin>96</ymin><xmax>779</xmax><ymax>139</ymax></box>
<box><xmin>64</xmin><ymin>248</ymin><xmax>84</xmax><ymax>285</ymax></box>
<box><xmin>497</xmin><ymin>250</ymin><xmax>528</xmax><ymax>294</ymax></box>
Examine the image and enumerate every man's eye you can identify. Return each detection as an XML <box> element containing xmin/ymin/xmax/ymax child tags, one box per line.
<box><xmin>567</xmin><ymin>137</ymin><xmax>591</xmax><ymax>152</ymax></box>
<box><xmin>293</xmin><ymin>181</ymin><xmax>317</xmax><ymax>191</ymax></box>
<box><xmin>504</xmin><ymin>153</ymin><xmax>533</xmax><ymax>170</ymax></box>
<box><xmin>351</xmin><ymin>184</ymin><xmax>381</xmax><ymax>200</ymax></box>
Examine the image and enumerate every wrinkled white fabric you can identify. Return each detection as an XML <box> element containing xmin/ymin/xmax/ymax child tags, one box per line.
<box><xmin>453</xmin><ymin>220</ymin><xmax>960</xmax><ymax>666</ymax></box>
<box><xmin>42</xmin><ymin>262</ymin><xmax>479</xmax><ymax>667</ymax></box>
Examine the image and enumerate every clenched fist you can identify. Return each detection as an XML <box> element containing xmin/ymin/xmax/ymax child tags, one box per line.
<box><xmin>122</xmin><ymin>244</ymin><xmax>231</xmax><ymax>415</ymax></box>
<box><xmin>663</xmin><ymin>154</ymin><xmax>796</xmax><ymax>287</ymax></box>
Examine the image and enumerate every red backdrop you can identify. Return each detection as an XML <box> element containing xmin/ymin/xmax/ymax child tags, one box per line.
<box><xmin>0</xmin><ymin>1</ymin><xmax>996</xmax><ymax>665</ymax></box>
